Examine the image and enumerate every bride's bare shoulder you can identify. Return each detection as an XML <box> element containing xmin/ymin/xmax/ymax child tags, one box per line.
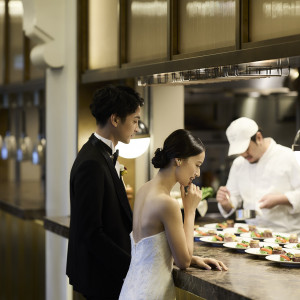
<box><xmin>155</xmin><ymin>193</ymin><xmax>180</xmax><ymax>212</ymax></box>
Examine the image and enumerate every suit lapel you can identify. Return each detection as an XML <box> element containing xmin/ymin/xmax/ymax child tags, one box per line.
<box><xmin>89</xmin><ymin>134</ymin><xmax>133</xmax><ymax>221</ymax></box>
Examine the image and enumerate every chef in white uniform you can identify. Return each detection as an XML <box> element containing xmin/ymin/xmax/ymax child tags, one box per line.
<box><xmin>217</xmin><ymin>117</ymin><xmax>300</xmax><ymax>235</ymax></box>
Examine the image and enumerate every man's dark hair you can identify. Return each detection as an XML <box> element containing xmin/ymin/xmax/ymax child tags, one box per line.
<box><xmin>250</xmin><ymin>129</ymin><xmax>263</xmax><ymax>143</ymax></box>
<box><xmin>90</xmin><ymin>85</ymin><xmax>144</xmax><ymax>126</ymax></box>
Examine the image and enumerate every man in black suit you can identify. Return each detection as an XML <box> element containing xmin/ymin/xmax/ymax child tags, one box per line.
<box><xmin>67</xmin><ymin>85</ymin><xmax>144</xmax><ymax>300</ymax></box>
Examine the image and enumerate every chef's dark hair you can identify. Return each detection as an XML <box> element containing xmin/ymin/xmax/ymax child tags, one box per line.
<box><xmin>250</xmin><ymin>129</ymin><xmax>263</xmax><ymax>143</ymax></box>
<box><xmin>90</xmin><ymin>85</ymin><xmax>144</xmax><ymax>126</ymax></box>
<box><xmin>152</xmin><ymin>129</ymin><xmax>205</xmax><ymax>169</ymax></box>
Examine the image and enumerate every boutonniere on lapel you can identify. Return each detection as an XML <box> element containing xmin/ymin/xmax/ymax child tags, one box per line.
<box><xmin>119</xmin><ymin>164</ymin><xmax>127</xmax><ymax>190</ymax></box>
<box><xmin>120</xmin><ymin>164</ymin><xmax>127</xmax><ymax>177</ymax></box>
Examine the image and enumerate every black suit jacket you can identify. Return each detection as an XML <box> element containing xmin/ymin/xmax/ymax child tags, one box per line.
<box><xmin>67</xmin><ymin>134</ymin><xmax>132</xmax><ymax>298</ymax></box>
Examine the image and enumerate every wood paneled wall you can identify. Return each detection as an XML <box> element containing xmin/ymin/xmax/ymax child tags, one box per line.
<box><xmin>0</xmin><ymin>211</ymin><xmax>45</xmax><ymax>300</ymax></box>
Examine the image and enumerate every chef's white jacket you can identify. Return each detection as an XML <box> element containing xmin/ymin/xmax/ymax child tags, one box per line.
<box><xmin>218</xmin><ymin>138</ymin><xmax>300</xmax><ymax>234</ymax></box>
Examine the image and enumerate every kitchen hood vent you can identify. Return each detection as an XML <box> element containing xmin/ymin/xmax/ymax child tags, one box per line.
<box><xmin>137</xmin><ymin>59</ymin><xmax>290</xmax><ymax>86</ymax></box>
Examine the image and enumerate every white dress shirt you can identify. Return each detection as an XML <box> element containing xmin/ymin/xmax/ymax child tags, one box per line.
<box><xmin>218</xmin><ymin>138</ymin><xmax>300</xmax><ymax>234</ymax></box>
<box><xmin>94</xmin><ymin>133</ymin><xmax>120</xmax><ymax>177</ymax></box>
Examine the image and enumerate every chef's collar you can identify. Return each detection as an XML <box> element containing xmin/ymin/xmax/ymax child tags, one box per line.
<box><xmin>256</xmin><ymin>138</ymin><xmax>275</xmax><ymax>164</ymax></box>
<box><xmin>94</xmin><ymin>132</ymin><xmax>117</xmax><ymax>154</ymax></box>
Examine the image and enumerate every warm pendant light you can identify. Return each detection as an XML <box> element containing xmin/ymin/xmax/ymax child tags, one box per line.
<box><xmin>116</xmin><ymin>120</ymin><xmax>150</xmax><ymax>159</ymax></box>
<box><xmin>292</xmin><ymin>129</ymin><xmax>300</xmax><ymax>166</ymax></box>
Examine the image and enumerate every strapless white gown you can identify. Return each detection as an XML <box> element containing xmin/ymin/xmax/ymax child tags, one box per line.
<box><xmin>119</xmin><ymin>231</ymin><xmax>176</xmax><ymax>300</ymax></box>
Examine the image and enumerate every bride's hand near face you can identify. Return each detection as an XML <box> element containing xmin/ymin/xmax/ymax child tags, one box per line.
<box><xmin>180</xmin><ymin>183</ymin><xmax>202</xmax><ymax>214</ymax></box>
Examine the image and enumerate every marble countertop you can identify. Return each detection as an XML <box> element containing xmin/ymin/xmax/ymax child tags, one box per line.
<box><xmin>44</xmin><ymin>215</ymin><xmax>300</xmax><ymax>299</ymax></box>
<box><xmin>0</xmin><ymin>181</ymin><xmax>45</xmax><ymax>219</ymax></box>
<box><xmin>44</xmin><ymin>215</ymin><xmax>70</xmax><ymax>238</ymax></box>
<box><xmin>174</xmin><ymin>242</ymin><xmax>300</xmax><ymax>300</ymax></box>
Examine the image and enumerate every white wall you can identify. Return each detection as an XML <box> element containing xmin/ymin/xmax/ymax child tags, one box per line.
<box><xmin>150</xmin><ymin>85</ymin><xmax>184</xmax><ymax>179</ymax></box>
<box><xmin>44</xmin><ymin>0</ymin><xmax>77</xmax><ymax>299</ymax></box>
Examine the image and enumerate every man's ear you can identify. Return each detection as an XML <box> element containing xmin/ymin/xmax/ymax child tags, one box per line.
<box><xmin>110</xmin><ymin>114</ymin><xmax>120</xmax><ymax>128</ymax></box>
<box><xmin>256</xmin><ymin>131</ymin><xmax>263</xmax><ymax>142</ymax></box>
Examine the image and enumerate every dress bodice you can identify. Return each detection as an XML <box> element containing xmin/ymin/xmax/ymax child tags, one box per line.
<box><xmin>119</xmin><ymin>231</ymin><xmax>176</xmax><ymax>300</ymax></box>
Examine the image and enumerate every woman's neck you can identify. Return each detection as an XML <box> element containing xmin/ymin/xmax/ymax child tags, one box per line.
<box><xmin>154</xmin><ymin>166</ymin><xmax>177</xmax><ymax>194</ymax></box>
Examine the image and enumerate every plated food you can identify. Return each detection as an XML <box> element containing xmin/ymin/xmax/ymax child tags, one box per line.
<box><xmin>284</xmin><ymin>243</ymin><xmax>300</xmax><ymax>249</ymax></box>
<box><xmin>194</xmin><ymin>227</ymin><xmax>217</xmax><ymax>236</ymax></box>
<box><xmin>264</xmin><ymin>233</ymin><xmax>299</xmax><ymax>245</ymax></box>
<box><xmin>240</xmin><ymin>228</ymin><xmax>273</xmax><ymax>240</ymax></box>
<box><xmin>266</xmin><ymin>250</ymin><xmax>300</xmax><ymax>267</ymax></box>
<box><xmin>249</xmin><ymin>240</ymin><xmax>260</xmax><ymax>248</ymax></box>
<box><xmin>204</xmin><ymin>221</ymin><xmax>247</xmax><ymax>231</ymax></box>
<box><xmin>236</xmin><ymin>226</ymin><xmax>249</xmax><ymax>233</ymax></box>
<box><xmin>223</xmin><ymin>239</ymin><xmax>252</xmax><ymax>252</ymax></box>
<box><xmin>274</xmin><ymin>233</ymin><xmax>298</xmax><ymax>244</ymax></box>
<box><xmin>223</xmin><ymin>232</ymin><xmax>237</xmax><ymax>242</ymax></box>
<box><xmin>194</xmin><ymin>227</ymin><xmax>217</xmax><ymax>241</ymax></box>
<box><xmin>203</xmin><ymin>221</ymin><xmax>233</xmax><ymax>230</ymax></box>
<box><xmin>245</xmin><ymin>243</ymin><xmax>285</xmax><ymax>257</ymax></box>
<box><xmin>199</xmin><ymin>235</ymin><xmax>226</xmax><ymax>246</ymax></box>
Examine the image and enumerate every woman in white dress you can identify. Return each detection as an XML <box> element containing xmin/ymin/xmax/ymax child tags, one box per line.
<box><xmin>119</xmin><ymin>129</ymin><xmax>227</xmax><ymax>300</ymax></box>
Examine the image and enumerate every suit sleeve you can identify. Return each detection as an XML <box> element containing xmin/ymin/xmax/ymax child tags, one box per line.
<box><xmin>72</xmin><ymin>159</ymin><xmax>131</xmax><ymax>280</ymax></box>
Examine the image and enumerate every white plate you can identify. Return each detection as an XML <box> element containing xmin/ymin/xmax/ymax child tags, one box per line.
<box><xmin>233</xmin><ymin>223</ymin><xmax>249</xmax><ymax>229</ymax></box>
<box><xmin>264</xmin><ymin>235</ymin><xmax>292</xmax><ymax>245</ymax></box>
<box><xmin>246</xmin><ymin>248</ymin><xmax>269</xmax><ymax>257</ymax></box>
<box><xmin>266</xmin><ymin>253</ymin><xmax>300</xmax><ymax>267</ymax></box>
<box><xmin>244</xmin><ymin>243</ymin><xmax>281</xmax><ymax>257</ymax></box>
<box><xmin>194</xmin><ymin>227</ymin><xmax>217</xmax><ymax>237</ymax></box>
<box><xmin>240</xmin><ymin>229</ymin><xmax>273</xmax><ymax>240</ymax></box>
<box><xmin>223</xmin><ymin>240</ymin><xmax>251</xmax><ymax>252</ymax></box>
<box><xmin>203</xmin><ymin>223</ymin><xmax>225</xmax><ymax>230</ymax></box>
<box><xmin>223</xmin><ymin>227</ymin><xmax>247</xmax><ymax>235</ymax></box>
<box><xmin>199</xmin><ymin>236</ymin><xmax>225</xmax><ymax>246</ymax></box>
<box><xmin>272</xmin><ymin>233</ymin><xmax>298</xmax><ymax>244</ymax></box>
<box><xmin>194</xmin><ymin>227</ymin><xmax>218</xmax><ymax>241</ymax></box>
<box><xmin>284</xmin><ymin>243</ymin><xmax>300</xmax><ymax>249</ymax></box>
<box><xmin>203</xmin><ymin>222</ymin><xmax>246</xmax><ymax>230</ymax></box>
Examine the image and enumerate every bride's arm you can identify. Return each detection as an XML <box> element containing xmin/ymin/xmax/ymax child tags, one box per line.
<box><xmin>159</xmin><ymin>183</ymin><xmax>201</xmax><ymax>269</ymax></box>
<box><xmin>191</xmin><ymin>256</ymin><xmax>228</xmax><ymax>271</ymax></box>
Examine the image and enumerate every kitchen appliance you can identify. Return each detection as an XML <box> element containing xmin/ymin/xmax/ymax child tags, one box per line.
<box><xmin>235</xmin><ymin>209</ymin><xmax>257</xmax><ymax>221</ymax></box>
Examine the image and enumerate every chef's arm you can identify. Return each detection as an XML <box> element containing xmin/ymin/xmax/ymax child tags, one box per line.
<box><xmin>217</xmin><ymin>159</ymin><xmax>242</xmax><ymax>216</ymax></box>
<box><xmin>258</xmin><ymin>194</ymin><xmax>292</xmax><ymax>209</ymax></box>
<box><xmin>216</xmin><ymin>186</ymin><xmax>234</xmax><ymax>213</ymax></box>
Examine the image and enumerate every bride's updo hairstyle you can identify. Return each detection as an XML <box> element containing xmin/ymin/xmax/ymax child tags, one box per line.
<box><xmin>152</xmin><ymin>129</ymin><xmax>205</xmax><ymax>169</ymax></box>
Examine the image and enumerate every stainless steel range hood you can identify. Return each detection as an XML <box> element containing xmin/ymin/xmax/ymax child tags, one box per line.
<box><xmin>137</xmin><ymin>58</ymin><xmax>290</xmax><ymax>86</ymax></box>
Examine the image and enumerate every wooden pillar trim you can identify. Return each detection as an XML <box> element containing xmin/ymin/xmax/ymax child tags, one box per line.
<box><xmin>4</xmin><ymin>0</ymin><xmax>10</xmax><ymax>84</ymax></box>
<box><xmin>241</xmin><ymin>0</ymin><xmax>249</xmax><ymax>45</ymax></box>
<box><xmin>119</xmin><ymin>0</ymin><xmax>127</xmax><ymax>65</ymax></box>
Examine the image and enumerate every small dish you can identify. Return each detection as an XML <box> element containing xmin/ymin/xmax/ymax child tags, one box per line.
<box><xmin>199</xmin><ymin>236</ymin><xmax>225</xmax><ymax>247</ymax></box>
<box><xmin>265</xmin><ymin>253</ymin><xmax>300</xmax><ymax>267</ymax></box>
<box><xmin>223</xmin><ymin>240</ymin><xmax>251</xmax><ymax>253</ymax></box>
<box><xmin>245</xmin><ymin>243</ymin><xmax>280</xmax><ymax>257</ymax></box>
<box><xmin>284</xmin><ymin>243</ymin><xmax>300</xmax><ymax>249</ymax></box>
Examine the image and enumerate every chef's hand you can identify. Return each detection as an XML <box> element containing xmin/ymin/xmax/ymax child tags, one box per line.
<box><xmin>216</xmin><ymin>186</ymin><xmax>233</xmax><ymax>213</ymax></box>
<box><xmin>191</xmin><ymin>255</ymin><xmax>228</xmax><ymax>271</ymax></box>
<box><xmin>258</xmin><ymin>194</ymin><xmax>291</xmax><ymax>209</ymax></box>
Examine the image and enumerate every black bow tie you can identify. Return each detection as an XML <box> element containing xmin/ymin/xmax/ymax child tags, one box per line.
<box><xmin>111</xmin><ymin>149</ymin><xmax>119</xmax><ymax>165</ymax></box>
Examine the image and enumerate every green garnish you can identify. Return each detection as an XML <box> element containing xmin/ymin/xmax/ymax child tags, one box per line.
<box><xmin>201</xmin><ymin>187</ymin><xmax>214</xmax><ymax>200</ymax></box>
